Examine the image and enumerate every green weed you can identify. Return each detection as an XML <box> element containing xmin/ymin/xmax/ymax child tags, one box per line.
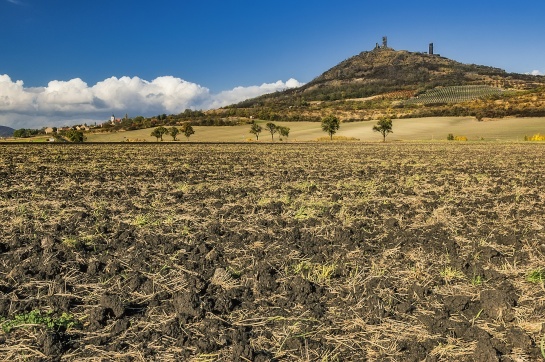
<box><xmin>539</xmin><ymin>336</ymin><xmax>545</xmax><ymax>359</ymax></box>
<box><xmin>526</xmin><ymin>268</ymin><xmax>545</xmax><ymax>284</ymax></box>
<box><xmin>2</xmin><ymin>310</ymin><xmax>80</xmax><ymax>333</ymax></box>
<box><xmin>132</xmin><ymin>213</ymin><xmax>159</xmax><ymax>227</ymax></box>
<box><xmin>292</xmin><ymin>261</ymin><xmax>337</xmax><ymax>285</ymax></box>
<box><xmin>61</xmin><ymin>236</ymin><xmax>83</xmax><ymax>249</ymax></box>
<box><xmin>294</xmin><ymin>205</ymin><xmax>316</xmax><ymax>220</ymax></box>
<box><xmin>471</xmin><ymin>275</ymin><xmax>483</xmax><ymax>286</ymax></box>
<box><xmin>440</xmin><ymin>266</ymin><xmax>465</xmax><ymax>283</ymax></box>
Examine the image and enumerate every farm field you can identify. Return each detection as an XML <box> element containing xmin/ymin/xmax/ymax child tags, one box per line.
<box><xmin>1</xmin><ymin>143</ymin><xmax>545</xmax><ymax>361</ymax></box>
<box><xmin>404</xmin><ymin>86</ymin><xmax>503</xmax><ymax>105</ymax></box>
<box><xmin>83</xmin><ymin>117</ymin><xmax>545</xmax><ymax>143</ymax></box>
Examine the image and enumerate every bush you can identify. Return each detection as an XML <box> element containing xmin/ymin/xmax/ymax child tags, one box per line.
<box><xmin>526</xmin><ymin>134</ymin><xmax>545</xmax><ymax>141</ymax></box>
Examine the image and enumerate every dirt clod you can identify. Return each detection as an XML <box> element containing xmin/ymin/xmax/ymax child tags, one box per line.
<box><xmin>1</xmin><ymin>143</ymin><xmax>543</xmax><ymax>361</ymax></box>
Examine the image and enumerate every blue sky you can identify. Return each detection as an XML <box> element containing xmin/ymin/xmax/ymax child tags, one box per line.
<box><xmin>1</xmin><ymin>0</ymin><xmax>545</xmax><ymax>128</ymax></box>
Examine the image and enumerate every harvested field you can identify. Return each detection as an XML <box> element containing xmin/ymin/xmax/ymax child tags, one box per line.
<box><xmin>0</xmin><ymin>143</ymin><xmax>544</xmax><ymax>361</ymax></box>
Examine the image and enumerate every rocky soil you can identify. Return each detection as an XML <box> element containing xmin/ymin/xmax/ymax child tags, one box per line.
<box><xmin>0</xmin><ymin>143</ymin><xmax>544</xmax><ymax>361</ymax></box>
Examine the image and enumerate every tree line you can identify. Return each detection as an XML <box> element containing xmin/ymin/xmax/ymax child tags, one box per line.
<box><xmin>248</xmin><ymin>116</ymin><xmax>393</xmax><ymax>142</ymax></box>
<box><xmin>150</xmin><ymin>124</ymin><xmax>195</xmax><ymax>141</ymax></box>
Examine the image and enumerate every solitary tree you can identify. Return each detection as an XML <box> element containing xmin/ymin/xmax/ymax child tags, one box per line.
<box><xmin>321</xmin><ymin>115</ymin><xmax>340</xmax><ymax>140</ymax></box>
<box><xmin>372</xmin><ymin>117</ymin><xmax>393</xmax><ymax>142</ymax></box>
<box><xmin>266</xmin><ymin>122</ymin><xmax>277</xmax><ymax>141</ymax></box>
<box><xmin>249</xmin><ymin>123</ymin><xmax>262</xmax><ymax>140</ymax></box>
<box><xmin>182</xmin><ymin>124</ymin><xmax>195</xmax><ymax>141</ymax></box>
<box><xmin>278</xmin><ymin>126</ymin><xmax>290</xmax><ymax>140</ymax></box>
<box><xmin>169</xmin><ymin>127</ymin><xmax>180</xmax><ymax>141</ymax></box>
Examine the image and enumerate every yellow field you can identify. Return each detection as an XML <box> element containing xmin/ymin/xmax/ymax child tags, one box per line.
<box><xmin>5</xmin><ymin>117</ymin><xmax>545</xmax><ymax>143</ymax></box>
<box><xmin>87</xmin><ymin>117</ymin><xmax>545</xmax><ymax>142</ymax></box>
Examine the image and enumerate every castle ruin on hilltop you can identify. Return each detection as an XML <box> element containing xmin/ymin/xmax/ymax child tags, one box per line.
<box><xmin>375</xmin><ymin>36</ymin><xmax>389</xmax><ymax>50</ymax></box>
<box><xmin>375</xmin><ymin>36</ymin><xmax>439</xmax><ymax>56</ymax></box>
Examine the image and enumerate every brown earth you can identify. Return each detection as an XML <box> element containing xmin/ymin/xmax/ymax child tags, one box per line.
<box><xmin>0</xmin><ymin>143</ymin><xmax>544</xmax><ymax>361</ymax></box>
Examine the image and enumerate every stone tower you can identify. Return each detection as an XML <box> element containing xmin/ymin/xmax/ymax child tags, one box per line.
<box><xmin>429</xmin><ymin>43</ymin><xmax>434</xmax><ymax>55</ymax></box>
<box><xmin>382</xmin><ymin>36</ymin><xmax>388</xmax><ymax>48</ymax></box>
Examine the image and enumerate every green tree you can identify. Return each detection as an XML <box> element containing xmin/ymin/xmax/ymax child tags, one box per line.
<box><xmin>151</xmin><ymin>126</ymin><xmax>168</xmax><ymax>141</ymax></box>
<box><xmin>13</xmin><ymin>129</ymin><xmax>30</xmax><ymax>138</ymax></box>
<box><xmin>151</xmin><ymin>128</ymin><xmax>161</xmax><ymax>141</ymax></box>
<box><xmin>321</xmin><ymin>115</ymin><xmax>340</xmax><ymax>140</ymax></box>
<box><xmin>249</xmin><ymin>123</ymin><xmax>262</xmax><ymax>140</ymax></box>
<box><xmin>265</xmin><ymin>122</ymin><xmax>277</xmax><ymax>141</ymax></box>
<box><xmin>169</xmin><ymin>127</ymin><xmax>180</xmax><ymax>141</ymax></box>
<box><xmin>182</xmin><ymin>124</ymin><xmax>195</xmax><ymax>141</ymax></box>
<box><xmin>278</xmin><ymin>126</ymin><xmax>290</xmax><ymax>140</ymax></box>
<box><xmin>156</xmin><ymin>126</ymin><xmax>169</xmax><ymax>141</ymax></box>
<box><xmin>65</xmin><ymin>130</ymin><xmax>85</xmax><ymax>143</ymax></box>
<box><xmin>372</xmin><ymin>117</ymin><xmax>393</xmax><ymax>142</ymax></box>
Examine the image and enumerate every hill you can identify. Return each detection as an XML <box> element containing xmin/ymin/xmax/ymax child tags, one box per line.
<box><xmin>219</xmin><ymin>46</ymin><xmax>545</xmax><ymax>122</ymax></box>
<box><xmin>0</xmin><ymin>125</ymin><xmax>15</xmax><ymax>137</ymax></box>
<box><xmin>299</xmin><ymin>47</ymin><xmax>543</xmax><ymax>99</ymax></box>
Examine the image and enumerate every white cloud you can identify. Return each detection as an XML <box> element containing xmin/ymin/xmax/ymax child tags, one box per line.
<box><xmin>526</xmin><ymin>70</ymin><xmax>543</xmax><ymax>76</ymax></box>
<box><xmin>205</xmin><ymin>78</ymin><xmax>305</xmax><ymax>109</ymax></box>
<box><xmin>0</xmin><ymin>74</ymin><xmax>304</xmax><ymax>129</ymax></box>
<box><xmin>0</xmin><ymin>75</ymin><xmax>35</xmax><ymax>112</ymax></box>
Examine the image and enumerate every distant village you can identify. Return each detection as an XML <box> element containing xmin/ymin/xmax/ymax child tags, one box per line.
<box><xmin>8</xmin><ymin>115</ymin><xmax>122</xmax><ymax>142</ymax></box>
<box><xmin>4</xmin><ymin>109</ymin><xmax>230</xmax><ymax>141</ymax></box>
<box><xmin>7</xmin><ymin>114</ymin><xmax>163</xmax><ymax>141</ymax></box>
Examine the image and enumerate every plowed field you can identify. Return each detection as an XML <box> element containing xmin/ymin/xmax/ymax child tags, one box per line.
<box><xmin>1</xmin><ymin>143</ymin><xmax>544</xmax><ymax>361</ymax></box>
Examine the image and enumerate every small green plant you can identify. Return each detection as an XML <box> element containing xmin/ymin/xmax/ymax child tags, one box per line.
<box><xmin>526</xmin><ymin>268</ymin><xmax>545</xmax><ymax>284</ymax></box>
<box><xmin>440</xmin><ymin>266</ymin><xmax>465</xmax><ymax>283</ymax></box>
<box><xmin>293</xmin><ymin>260</ymin><xmax>312</xmax><ymax>275</ymax></box>
<box><xmin>294</xmin><ymin>206</ymin><xmax>315</xmax><ymax>220</ymax></box>
<box><xmin>315</xmin><ymin>264</ymin><xmax>337</xmax><ymax>284</ymax></box>
<box><xmin>194</xmin><ymin>353</ymin><xmax>220</xmax><ymax>362</ymax></box>
<box><xmin>132</xmin><ymin>214</ymin><xmax>158</xmax><ymax>227</ymax></box>
<box><xmin>447</xmin><ymin>133</ymin><xmax>454</xmax><ymax>141</ymax></box>
<box><xmin>540</xmin><ymin>334</ymin><xmax>545</xmax><ymax>359</ymax></box>
<box><xmin>62</xmin><ymin>236</ymin><xmax>82</xmax><ymax>249</ymax></box>
<box><xmin>470</xmin><ymin>309</ymin><xmax>484</xmax><ymax>327</ymax></box>
<box><xmin>291</xmin><ymin>261</ymin><xmax>337</xmax><ymax>285</ymax></box>
<box><xmin>471</xmin><ymin>275</ymin><xmax>483</xmax><ymax>286</ymax></box>
<box><xmin>2</xmin><ymin>310</ymin><xmax>80</xmax><ymax>333</ymax></box>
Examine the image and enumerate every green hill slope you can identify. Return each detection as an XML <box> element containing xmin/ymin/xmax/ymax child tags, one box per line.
<box><xmin>222</xmin><ymin>46</ymin><xmax>545</xmax><ymax>122</ymax></box>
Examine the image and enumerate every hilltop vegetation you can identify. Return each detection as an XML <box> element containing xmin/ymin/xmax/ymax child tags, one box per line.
<box><xmin>219</xmin><ymin>47</ymin><xmax>545</xmax><ymax>123</ymax></box>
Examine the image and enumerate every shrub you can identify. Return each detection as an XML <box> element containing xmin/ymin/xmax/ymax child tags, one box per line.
<box><xmin>526</xmin><ymin>134</ymin><xmax>545</xmax><ymax>141</ymax></box>
<box><xmin>2</xmin><ymin>310</ymin><xmax>80</xmax><ymax>333</ymax></box>
<box><xmin>454</xmin><ymin>135</ymin><xmax>468</xmax><ymax>141</ymax></box>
